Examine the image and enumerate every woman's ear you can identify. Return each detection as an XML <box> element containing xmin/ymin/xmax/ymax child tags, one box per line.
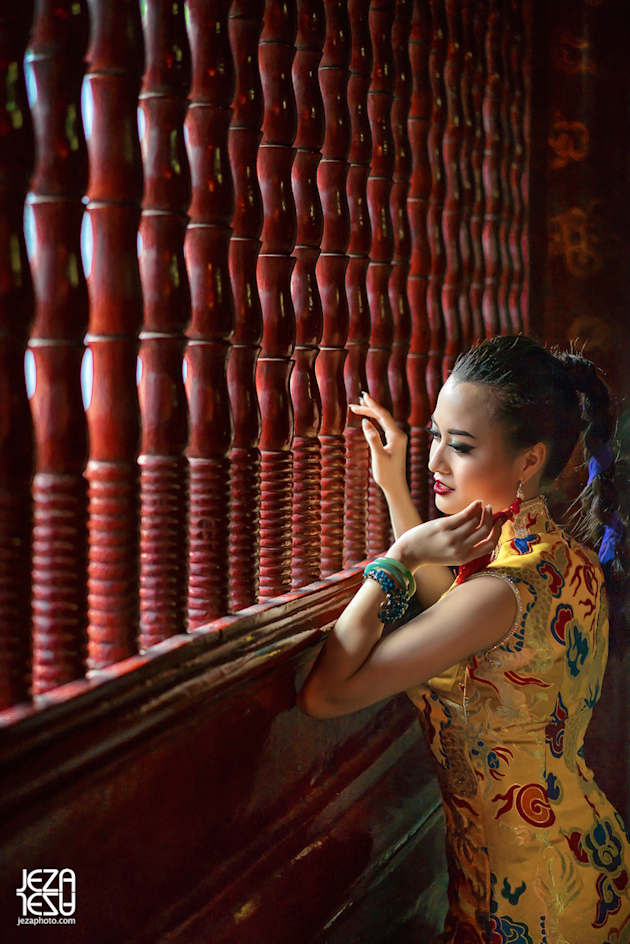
<box><xmin>521</xmin><ymin>442</ymin><xmax>547</xmax><ymax>484</ymax></box>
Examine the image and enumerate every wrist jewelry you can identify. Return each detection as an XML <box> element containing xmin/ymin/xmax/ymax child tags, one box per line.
<box><xmin>371</xmin><ymin>556</ymin><xmax>416</xmax><ymax>598</ymax></box>
<box><xmin>362</xmin><ymin>561</ymin><xmax>413</xmax><ymax>623</ymax></box>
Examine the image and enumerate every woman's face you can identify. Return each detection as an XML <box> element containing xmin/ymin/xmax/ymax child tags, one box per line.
<box><xmin>428</xmin><ymin>378</ymin><xmax>526</xmax><ymax>515</ymax></box>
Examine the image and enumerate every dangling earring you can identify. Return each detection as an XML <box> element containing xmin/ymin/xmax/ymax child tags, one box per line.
<box><xmin>514</xmin><ymin>480</ymin><xmax>528</xmax><ymax>539</ymax></box>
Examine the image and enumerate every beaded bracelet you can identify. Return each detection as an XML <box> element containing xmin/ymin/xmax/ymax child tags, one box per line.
<box><xmin>371</xmin><ymin>556</ymin><xmax>416</xmax><ymax>598</ymax></box>
<box><xmin>363</xmin><ymin>567</ymin><xmax>411</xmax><ymax>623</ymax></box>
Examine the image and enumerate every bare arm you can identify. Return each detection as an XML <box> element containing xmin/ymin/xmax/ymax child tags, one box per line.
<box><xmin>349</xmin><ymin>393</ymin><xmax>454</xmax><ymax>605</ymax></box>
<box><xmin>297</xmin><ymin>502</ymin><xmax>513</xmax><ymax>718</ymax></box>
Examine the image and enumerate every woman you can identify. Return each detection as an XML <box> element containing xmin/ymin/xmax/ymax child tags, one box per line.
<box><xmin>297</xmin><ymin>336</ymin><xmax>629</xmax><ymax>944</ymax></box>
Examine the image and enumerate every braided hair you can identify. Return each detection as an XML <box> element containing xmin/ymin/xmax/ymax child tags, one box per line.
<box><xmin>451</xmin><ymin>335</ymin><xmax>628</xmax><ymax>638</ymax></box>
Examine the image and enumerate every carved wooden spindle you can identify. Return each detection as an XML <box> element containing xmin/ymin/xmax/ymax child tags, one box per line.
<box><xmin>0</xmin><ymin>3</ymin><xmax>35</xmax><ymax>708</ymax></box>
<box><xmin>290</xmin><ymin>0</ymin><xmax>325</xmax><ymax>589</ymax></box>
<box><xmin>388</xmin><ymin>0</ymin><xmax>413</xmax><ymax>430</ymax></box>
<box><xmin>365</xmin><ymin>0</ymin><xmax>395</xmax><ymax>557</ymax></box>
<box><xmin>426</xmin><ymin>0</ymin><xmax>446</xmax><ymax>406</ymax></box>
<box><xmin>441</xmin><ymin>0</ymin><xmax>463</xmax><ymax>377</ymax></box>
<box><xmin>469</xmin><ymin>0</ymin><xmax>487</xmax><ymax>341</ymax></box>
<box><xmin>138</xmin><ymin>0</ymin><xmax>191</xmax><ymax>647</ymax></box>
<box><xmin>84</xmin><ymin>0</ymin><xmax>144</xmax><ymax>668</ymax></box>
<box><xmin>520</xmin><ymin>0</ymin><xmax>532</xmax><ymax>333</ymax></box>
<box><xmin>185</xmin><ymin>0</ymin><xmax>235</xmax><ymax>625</ymax></box>
<box><xmin>344</xmin><ymin>0</ymin><xmax>372</xmax><ymax>566</ymax></box>
<box><xmin>26</xmin><ymin>0</ymin><xmax>89</xmax><ymax>694</ymax></box>
<box><xmin>407</xmin><ymin>0</ymin><xmax>432</xmax><ymax>519</ymax></box>
<box><xmin>508</xmin><ymin>0</ymin><xmax>525</xmax><ymax>335</ymax></box>
<box><xmin>228</xmin><ymin>0</ymin><xmax>264</xmax><ymax>611</ymax></box>
<box><xmin>481</xmin><ymin>0</ymin><xmax>502</xmax><ymax>338</ymax></box>
<box><xmin>497</xmin><ymin>1</ymin><xmax>513</xmax><ymax>335</ymax></box>
<box><xmin>257</xmin><ymin>0</ymin><xmax>297</xmax><ymax>597</ymax></box>
<box><xmin>316</xmin><ymin>0</ymin><xmax>350</xmax><ymax>577</ymax></box>
<box><xmin>457</xmin><ymin>0</ymin><xmax>475</xmax><ymax>351</ymax></box>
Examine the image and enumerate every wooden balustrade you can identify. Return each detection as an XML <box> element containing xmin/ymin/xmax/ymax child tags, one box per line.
<box><xmin>0</xmin><ymin>0</ymin><xmax>533</xmax><ymax>711</ymax></box>
<box><xmin>83</xmin><ymin>0</ymin><xmax>144</xmax><ymax>669</ymax></box>
<box><xmin>343</xmin><ymin>0</ymin><xmax>372</xmax><ymax>566</ymax></box>
<box><xmin>26</xmin><ymin>0</ymin><xmax>89</xmax><ymax>693</ymax></box>
<box><xmin>290</xmin><ymin>0</ymin><xmax>325</xmax><ymax>589</ymax></box>
<box><xmin>138</xmin><ymin>0</ymin><xmax>191</xmax><ymax>648</ymax></box>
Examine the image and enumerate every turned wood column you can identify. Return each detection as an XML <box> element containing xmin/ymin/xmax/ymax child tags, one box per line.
<box><xmin>508</xmin><ymin>0</ymin><xmax>526</xmax><ymax>335</ymax></box>
<box><xmin>469</xmin><ymin>0</ymin><xmax>487</xmax><ymax>342</ymax></box>
<box><xmin>138</xmin><ymin>0</ymin><xmax>191</xmax><ymax>646</ymax></box>
<box><xmin>407</xmin><ymin>0</ymin><xmax>432</xmax><ymax>519</ymax></box>
<box><xmin>83</xmin><ymin>0</ymin><xmax>144</xmax><ymax>668</ymax></box>
<box><xmin>26</xmin><ymin>0</ymin><xmax>89</xmax><ymax>692</ymax></box>
<box><xmin>228</xmin><ymin>0</ymin><xmax>264</xmax><ymax>611</ymax></box>
<box><xmin>0</xmin><ymin>2</ymin><xmax>35</xmax><ymax>708</ymax></box>
<box><xmin>426</xmin><ymin>0</ymin><xmax>446</xmax><ymax>405</ymax></box>
<box><xmin>316</xmin><ymin>0</ymin><xmax>351</xmax><ymax>577</ymax></box>
<box><xmin>343</xmin><ymin>0</ymin><xmax>372</xmax><ymax>566</ymax></box>
<box><xmin>290</xmin><ymin>0</ymin><xmax>325</xmax><ymax>589</ymax></box>
<box><xmin>366</xmin><ymin>0</ymin><xmax>395</xmax><ymax>556</ymax></box>
<box><xmin>481</xmin><ymin>0</ymin><xmax>502</xmax><ymax>337</ymax></box>
<box><xmin>185</xmin><ymin>0</ymin><xmax>235</xmax><ymax>626</ymax></box>
<box><xmin>256</xmin><ymin>0</ymin><xmax>298</xmax><ymax>597</ymax></box>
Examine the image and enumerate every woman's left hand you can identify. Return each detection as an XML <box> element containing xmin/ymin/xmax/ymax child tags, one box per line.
<box><xmin>389</xmin><ymin>500</ymin><xmax>503</xmax><ymax>572</ymax></box>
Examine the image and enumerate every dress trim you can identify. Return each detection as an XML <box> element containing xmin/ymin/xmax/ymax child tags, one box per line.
<box><xmin>464</xmin><ymin>569</ymin><xmax>523</xmax><ymax>656</ymax></box>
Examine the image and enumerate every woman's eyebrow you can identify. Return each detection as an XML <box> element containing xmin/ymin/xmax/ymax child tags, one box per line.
<box><xmin>430</xmin><ymin>416</ymin><xmax>477</xmax><ymax>440</ymax></box>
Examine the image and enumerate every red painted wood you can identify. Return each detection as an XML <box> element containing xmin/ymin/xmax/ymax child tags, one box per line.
<box><xmin>508</xmin><ymin>0</ymin><xmax>525</xmax><ymax>336</ymax></box>
<box><xmin>185</xmin><ymin>0</ymin><xmax>234</xmax><ymax>627</ymax></box>
<box><xmin>407</xmin><ymin>0</ymin><xmax>432</xmax><ymax>520</ymax></box>
<box><xmin>365</xmin><ymin>0</ymin><xmax>395</xmax><ymax>557</ymax></box>
<box><xmin>519</xmin><ymin>0</ymin><xmax>533</xmax><ymax>335</ymax></box>
<box><xmin>458</xmin><ymin>0</ymin><xmax>478</xmax><ymax>350</ymax></box>
<box><xmin>317</xmin><ymin>0</ymin><xmax>351</xmax><ymax>577</ymax></box>
<box><xmin>469</xmin><ymin>0</ymin><xmax>487</xmax><ymax>342</ymax></box>
<box><xmin>138</xmin><ymin>0</ymin><xmax>191</xmax><ymax>649</ymax></box>
<box><xmin>290</xmin><ymin>0</ymin><xmax>325</xmax><ymax>590</ymax></box>
<box><xmin>498</xmin><ymin>1</ymin><xmax>514</xmax><ymax>334</ymax></box>
<box><xmin>441</xmin><ymin>0</ymin><xmax>463</xmax><ymax>378</ymax></box>
<box><xmin>25</xmin><ymin>1</ymin><xmax>89</xmax><ymax>695</ymax></box>
<box><xmin>256</xmin><ymin>0</ymin><xmax>297</xmax><ymax>598</ymax></box>
<box><xmin>426</xmin><ymin>0</ymin><xmax>446</xmax><ymax>407</ymax></box>
<box><xmin>83</xmin><ymin>0</ymin><xmax>143</xmax><ymax>669</ymax></box>
<box><xmin>228</xmin><ymin>0</ymin><xmax>265</xmax><ymax>612</ymax></box>
<box><xmin>388</xmin><ymin>0</ymin><xmax>413</xmax><ymax>435</ymax></box>
<box><xmin>481</xmin><ymin>0</ymin><xmax>502</xmax><ymax>337</ymax></box>
<box><xmin>343</xmin><ymin>0</ymin><xmax>372</xmax><ymax>566</ymax></box>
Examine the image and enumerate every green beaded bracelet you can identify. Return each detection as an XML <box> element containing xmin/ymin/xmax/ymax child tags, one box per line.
<box><xmin>372</xmin><ymin>556</ymin><xmax>416</xmax><ymax>598</ymax></box>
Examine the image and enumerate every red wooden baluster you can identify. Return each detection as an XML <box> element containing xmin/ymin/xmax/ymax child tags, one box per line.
<box><xmin>481</xmin><ymin>0</ymin><xmax>502</xmax><ymax>338</ymax></box>
<box><xmin>441</xmin><ymin>0</ymin><xmax>463</xmax><ymax>378</ymax></box>
<box><xmin>257</xmin><ymin>0</ymin><xmax>297</xmax><ymax>597</ymax></box>
<box><xmin>316</xmin><ymin>0</ymin><xmax>350</xmax><ymax>577</ymax></box>
<box><xmin>137</xmin><ymin>0</ymin><xmax>191</xmax><ymax>647</ymax></box>
<box><xmin>290</xmin><ymin>0</ymin><xmax>325</xmax><ymax>589</ymax></box>
<box><xmin>27</xmin><ymin>0</ymin><xmax>89</xmax><ymax>693</ymax></box>
<box><xmin>389</xmin><ymin>0</ymin><xmax>413</xmax><ymax>431</ymax></box>
<box><xmin>520</xmin><ymin>0</ymin><xmax>532</xmax><ymax>334</ymax></box>
<box><xmin>185</xmin><ymin>0</ymin><xmax>235</xmax><ymax>626</ymax></box>
<box><xmin>458</xmin><ymin>0</ymin><xmax>475</xmax><ymax>352</ymax></box>
<box><xmin>0</xmin><ymin>2</ymin><xmax>35</xmax><ymax>708</ymax></box>
<box><xmin>228</xmin><ymin>0</ymin><xmax>264</xmax><ymax>611</ymax></box>
<box><xmin>343</xmin><ymin>0</ymin><xmax>372</xmax><ymax>566</ymax></box>
<box><xmin>84</xmin><ymin>0</ymin><xmax>144</xmax><ymax>668</ymax></box>
<box><xmin>407</xmin><ymin>0</ymin><xmax>432</xmax><ymax>520</ymax></box>
<box><xmin>509</xmin><ymin>0</ymin><xmax>525</xmax><ymax>335</ymax></box>
<box><xmin>469</xmin><ymin>0</ymin><xmax>487</xmax><ymax>341</ymax></box>
<box><xmin>365</xmin><ymin>0</ymin><xmax>395</xmax><ymax>557</ymax></box>
<box><xmin>426</xmin><ymin>0</ymin><xmax>446</xmax><ymax>407</ymax></box>
<box><xmin>498</xmin><ymin>1</ymin><xmax>513</xmax><ymax>335</ymax></box>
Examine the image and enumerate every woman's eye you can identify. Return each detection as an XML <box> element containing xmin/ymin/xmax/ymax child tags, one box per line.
<box><xmin>426</xmin><ymin>426</ymin><xmax>440</xmax><ymax>440</ymax></box>
<box><xmin>451</xmin><ymin>442</ymin><xmax>474</xmax><ymax>454</ymax></box>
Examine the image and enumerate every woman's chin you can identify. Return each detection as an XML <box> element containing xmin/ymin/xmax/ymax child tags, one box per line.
<box><xmin>434</xmin><ymin>491</ymin><xmax>464</xmax><ymax>514</ymax></box>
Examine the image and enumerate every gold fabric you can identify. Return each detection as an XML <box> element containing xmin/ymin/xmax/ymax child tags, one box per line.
<box><xmin>407</xmin><ymin>497</ymin><xmax>630</xmax><ymax>944</ymax></box>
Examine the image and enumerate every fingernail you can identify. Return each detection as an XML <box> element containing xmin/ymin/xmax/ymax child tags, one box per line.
<box><xmin>362</xmin><ymin>418</ymin><xmax>370</xmax><ymax>427</ymax></box>
<box><xmin>360</xmin><ymin>390</ymin><xmax>368</xmax><ymax>398</ymax></box>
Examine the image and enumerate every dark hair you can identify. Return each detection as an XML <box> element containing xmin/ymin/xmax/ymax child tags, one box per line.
<box><xmin>451</xmin><ymin>335</ymin><xmax>628</xmax><ymax>637</ymax></box>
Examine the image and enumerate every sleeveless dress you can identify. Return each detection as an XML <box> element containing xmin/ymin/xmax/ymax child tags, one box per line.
<box><xmin>406</xmin><ymin>496</ymin><xmax>630</xmax><ymax>944</ymax></box>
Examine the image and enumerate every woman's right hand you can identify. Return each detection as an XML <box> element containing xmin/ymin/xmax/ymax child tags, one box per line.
<box><xmin>348</xmin><ymin>392</ymin><xmax>408</xmax><ymax>495</ymax></box>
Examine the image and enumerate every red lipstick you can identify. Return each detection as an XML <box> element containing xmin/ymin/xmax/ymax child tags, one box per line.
<box><xmin>433</xmin><ymin>479</ymin><xmax>453</xmax><ymax>495</ymax></box>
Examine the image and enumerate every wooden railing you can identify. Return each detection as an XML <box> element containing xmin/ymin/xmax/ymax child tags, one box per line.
<box><xmin>0</xmin><ymin>0</ymin><xmax>532</xmax><ymax>714</ymax></box>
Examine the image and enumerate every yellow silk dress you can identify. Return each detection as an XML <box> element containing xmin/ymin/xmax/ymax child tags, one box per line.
<box><xmin>406</xmin><ymin>496</ymin><xmax>630</xmax><ymax>944</ymax></box>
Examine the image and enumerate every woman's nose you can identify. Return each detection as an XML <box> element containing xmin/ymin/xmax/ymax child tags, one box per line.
<box><xmin>428</xmin><ymin>440</ymin><xmax>449</xmax><ymax>474</ymax></box>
